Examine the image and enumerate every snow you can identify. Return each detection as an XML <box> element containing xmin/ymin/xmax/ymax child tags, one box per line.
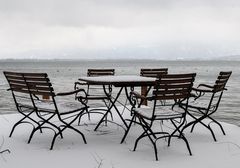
<box><xmin>0</xmin><ymin>106</ymin><xmax>240</xmax><ymax>168</ymax></box>
<box><xmin>78</xmin><ymin>75</ymin><xmax>156</xmax><ymax>83</ymax></box>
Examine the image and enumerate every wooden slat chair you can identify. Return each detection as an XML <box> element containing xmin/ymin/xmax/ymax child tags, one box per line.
<box><xmin>121</xmin><ymin>68</ymin><xmax>169</xmax><ymax>115</ymax></box>
<box><xmin>87</xmin><ymin>69</ymin><xmax>115</xmax><ymax>76</ymax></box>
<box><xmin>120</xmin><ymin>68</ymin><xmax>169</xmax><ymax>142</ymax></box>
<box><xmin>180</xmin><ymin>71</ymin><xmax>232</xmax><ymax>141</ymax></box>
<box><xmin>75</xmin><ymin>69</ymin><xmax>115</xmax><ymax>124</ymax></box>
<box><xmin>4</xmin><ymin>71</ymin><xmax>88</xmax><ymax>150</ymax></box>
<box><xmin>122</xmin><ymin>73</ymin><xmax>196</xmax><ymax>161</ymax></box>
<box><xmin>140</xmin><ymin>68</ymin><xmax>168</xmax><ymax>106</ymax></box>
<box><xmin>140</xmin><ymin>68</ymin><xmax>168</xmax><ymax>78</ymax></box>
<box><xmin>4</xmin><ymin>71</ymin><xmax>43</xmax><ymax>138</ymax></box>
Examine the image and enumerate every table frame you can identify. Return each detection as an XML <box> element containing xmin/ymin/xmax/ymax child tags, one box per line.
<box><xmin>78</xmin><ymin>75</ymin><xmax>156</xmax><ymax>131</ymax></box>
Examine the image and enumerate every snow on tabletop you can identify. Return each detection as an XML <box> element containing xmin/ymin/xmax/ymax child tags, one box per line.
<box><xmin>79</xmin><ymin>75</ymin><xmax>156</xmax><ymax>83</ymax></box>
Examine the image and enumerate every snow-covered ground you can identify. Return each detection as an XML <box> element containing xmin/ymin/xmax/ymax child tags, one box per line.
<box><xmin>0</xmin><ymin>108</ymin><xmax>240</xmax><ymax>168</ymax></box>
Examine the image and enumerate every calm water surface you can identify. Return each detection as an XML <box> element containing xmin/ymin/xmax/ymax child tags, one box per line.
<box><xmin>0</xmin><ymin>59</ymin><xmax>239</xmax><ymax>126</ymax></box>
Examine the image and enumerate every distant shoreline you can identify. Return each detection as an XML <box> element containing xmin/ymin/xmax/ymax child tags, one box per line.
<box><xmin>0</xmin><ymin>58</ymin><xmax>239</xmax><ymax>62</ymax></box>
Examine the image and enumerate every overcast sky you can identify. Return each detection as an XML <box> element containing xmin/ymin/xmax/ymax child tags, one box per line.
<box><xmin>0</xmin><ymin>0</ymin><xmax>240</xmax><ymax>59</ymax></box>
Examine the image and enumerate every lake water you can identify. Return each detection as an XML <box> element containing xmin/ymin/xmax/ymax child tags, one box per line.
<box><xmin>0</xmin><ymin>59</ymin><xmax>239</xmax><ymax>126</ymax></box>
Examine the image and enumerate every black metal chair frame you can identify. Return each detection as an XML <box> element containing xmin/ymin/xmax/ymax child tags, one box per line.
<box><xmin>122</xmin><ymin>73</ymin><xmax>196</xmax><ymax>161</ymax></box>
<box><xmin>121</xmin><ymin>68</ymin><xmax>169</xmax><ymax>115</ymax></box>
<box><xmin>75</xmin><ymin>69</ymin><xmax>115</xmax><ymax>125</ymax></box>
<box><xmin>4</xmin><ymin>71</ymin><xmax>45</xmax><ymax>138</ymax></box>
<box><xmin>180</xmin><ymin>71</ymin><xmax>232</xmax><ymax>141</ymax></box>
<box><xmin>140</xmin><ymin>68</ymin><xmax>168</xmax><ymax>106</ymax></box>
<box><xmin>4</xmin><ymin>71</ymin><xmax>88</xmax><ymax>150</ymax></box>
<box><xmin>120</xmin><ymin>68</ymin><xmax>168</xmax><ymax>142</ymax></box>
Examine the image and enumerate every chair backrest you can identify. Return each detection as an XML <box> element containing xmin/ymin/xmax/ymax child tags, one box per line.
<box><xmin>4</xmin><ymin>71</ymin><xmax>56</xmax><ymax>110</ymax></box>
<box><xmin>153</xmin><ymin>73</ymin><xmax>196</xmax><ymax>100</ymax></box>
<box><xmin>87</xmin><ymin>69</ymin><xmax>115</xmax><ymax>76</ymax></box>
<box><xmin>140</xmin><ymin>68</ymin><xmax>168</xmax><ymax>78</ymax></box>
<box><xmin>205</xmin><ymin>71</ymin><xmax>232</xmax><ymax>111</ymax></box>
<box><xmin>213</xmin><ymin>71</ymin><xmax>232</xmax><ymax>92</ymax></box>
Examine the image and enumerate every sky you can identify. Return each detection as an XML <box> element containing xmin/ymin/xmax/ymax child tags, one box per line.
<box><xmin>0</xmin><ymin>0</ymin><xmax>240</xmax><ymax>60</ymax></box>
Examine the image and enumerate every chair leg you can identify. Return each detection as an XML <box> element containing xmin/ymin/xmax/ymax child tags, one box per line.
<box><xmin>168</xmin><ymin>131</ymin><xmax>192</xmax><ymax>156</ymax></box>
<box><xmin>153</xmin><ymin>142</ymin><xmax>159</xmax><ymax>161</ymax></box>
<box><xmin>180</xmin><ymin>135</ymin><xmax>192</xmax><ymax>156</ymax></box>
<box><xmin>50</xmin><ymin>124</ymin><xmax>87</xmax><ymax>150</ymax></box>
<box><xmin>28</xmin><ymin>126</ymin><xmax>37</xmax><ymax>144</ymax></box>
<box><xmin>208</xmin><ymin>116</ymin><xmax>226</xmax><ymax>135</ymax></box>
<box><xmin>207</xmin><ymin>124</ymin><xmax>217</xmax><ymax>141</ymax></box>
<box><xmin>94</xmin><ymin>110</ymin><xmax>109</xmax><ymax>131</ymax></box>
<box><xmin>133</xmin><ymin>131</ymin><xmax>146</xmax><ymax>151</ymax></box>
<box><xmin>61</xmin><ymin>113</ymin><xmax>87</xmax><ymax>144</ymax></box>
<box><xmin>9</xmin><ymin>122</ymin><xmax>20</xmax><ymax>137</ymax></box>
<box><xmin>9</xmin><ymin>116</ymin><xmax>31</xmax><ymax>137</ymax></box>
<box><xmin>133</xmin><ymin>119</ymin><xmax>155</xmax><ymax>151</ymax></box>
<box><xmin>168</xmin><ymin>119</ymin><xmax>185</xmax><ymax>146</ymax></box>
<box><xmin>190</xmin><ymin>122</ymin><xmax>197</xmax><ymax>133</ymax></box>
<box><xmin>67</xmin><ymin>125</ymin><xmax>87</xmax><ymax>144</ymax></box>
<box><xmin>120</xmin><ymin>114</ymin><xmax>135</xmax><ymax>144</ymax></box>
<box><xmin>50</xmin><ymin>132</ymin><xmax>59</xmax><ymax>150</ymax></box>
<box><xmin>133</xmin><ymin>120</ymin><xmax>159</xmax><ymax>161</ymax></box>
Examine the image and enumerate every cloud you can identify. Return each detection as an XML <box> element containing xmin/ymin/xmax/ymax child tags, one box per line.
<box><xmin>0</xmin><ymin>0</ymin><xmax>240</xmax><ymax>59</ymax></box>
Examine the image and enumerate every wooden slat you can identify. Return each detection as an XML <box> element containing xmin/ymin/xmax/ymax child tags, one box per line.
<box><xmin>151</xmin><ymin>73</ymin><xmax>195</xmax><ymax>100</ymax></box>
<box><xmin>160</xmin><ymin>73</ymin><xmax>196</xmax><ymax>78</ymax></box>
<box><xmin>157</xmin><ymin>78</ymin><xmax>194</xmax><ymax>84</ymax></box>
<box><xmin>87</xmin><ymin>69</ymin><xmax>115</xmax><ymax>76</ymax></box>
<box><xmin>153</xmin><ymin>88</ymin><xmax>189</xmax><ymax>95</ymax></box>
<box><xmin>157</xmin><ymin>83</ymin><xmax>192</xmax><ymax>89</ymax></box>
<box><xmin>155</xmin><ymin>93</ymin><xmax>190</xmax><ymax>100</ymax></box>
<box><xmin>140</xmin><ymin>68</ymin><xmax>168</xmax><ymax>77</ymax></box>
<box><xmin>11</xmin><ymin>88</ymin><xmax>30</xmax><ymax>94</ymax></box>
<box><xmin>4</xmin><ymin>71</ymin><xmax>47</xmax><ymax>77</ymax></box>
<box><xmin>9</xmin><ymin>80</ymin><xmax>26</xmax><ymax>85</ymax></box>
<box><xmin>24</xmin><ymin>77</ymin><xmax>49</xmax><ymax>81</ymax></box>
<box><xmin>26</xmin><ymin>81</ymin><xmax>52</xmax><ymax>86</ymax></box>
<box><xmin>220</xmin><ymin>71</ymin><xmax>232</xmax><ymax>76</ymax></box>
<box><xmin>29</xmin><ymin>90</ymin><xmax>54</xmax><ymax>96</ymax></box>
<box><xmin>28</xmin><ymin>86</ymin><xmax>54</xmax><ymax>92</ymax></box>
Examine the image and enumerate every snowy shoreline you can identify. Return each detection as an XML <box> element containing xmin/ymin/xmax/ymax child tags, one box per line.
<box><xmin>0</xmin><ymin>110</ymin><xmax>240</xmax><ymax>168</ymax></box>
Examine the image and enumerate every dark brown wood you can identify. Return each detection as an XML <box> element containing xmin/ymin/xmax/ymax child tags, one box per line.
<box><xmin>140</xmin><ymin>68</ymin><xmax>168</xmax><ymax>77</ymax></box>
<box><xmin>181</xmin><ymin>71</ymin><xmax>232</xmax><ymax>142</ymax></box>
<box><xmin>140</xmin><ymin>68</ymin><xmax>168</xmax><ymax>105</ymax></box>
<box><xmin>87</xmin><ymin>69</ymin><xmax>115</xmax><ymax>76</ymax></box>
<box><xmin>4</xmin><ymin>71</ymin><xmax>87</xmax><ymax>150</ymax></box>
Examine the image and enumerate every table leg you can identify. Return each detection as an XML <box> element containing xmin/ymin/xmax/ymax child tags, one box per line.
<box><xmin>94</xmin><ymin>86</ymin><xmax>128</xmax><ymax>131</ymax></box>
<box><xmin>141</xmin><ymin>86</ymin><xmax>148</xmax><ymax>105</ymax></box>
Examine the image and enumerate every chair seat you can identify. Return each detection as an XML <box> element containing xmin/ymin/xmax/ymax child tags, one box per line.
<box><xmin>86</xmin><ymin>95</ymin><xmax>108</xmax><ymax>100</ymax></box>
<box><xmin>134</xmin><ymin>105</ymin><xmax>185</xmax><ymax>120</ymax></box>
<box><xmin>182</xmin><ymin>98</ymin><xmax>216</xmax><ymax>114</ymax></box>
<box><xmin>32</xmin><ymin>100</ymin><xmax>85</xmax><ymax>115</ymax></box>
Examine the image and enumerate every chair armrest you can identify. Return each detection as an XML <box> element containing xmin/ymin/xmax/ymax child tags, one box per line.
<box><xmin>192</xmin><ymin>87</ymin><xmax>213</xmax><ymax>93</ymax></box>
<box><xmin>56</xmin><ymin>89</ymin><xmax>86</xmax><ymax>96</ymax></box>
<box><xmin>75</xmin><ymin>81</ymin><xmax>88</xmax><ymax>86</ymax></box>
<box><xmin>130</xmin><ymin>91</ymin><xmax>153</xmax><ymax>100</ymax></box>
<box><xmin>131</xmin><ymin>91</ymin><xmax>144</xmax><ymax>99</ymax></box>
<box><xmin>198</xmin><ymin>83</ymin><xmax>214</xmax><ymax>89</ymax></box>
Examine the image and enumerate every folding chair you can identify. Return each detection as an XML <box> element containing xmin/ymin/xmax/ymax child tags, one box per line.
<box><xmin>140</xmin><ymin>68</ymin><xmax>168</xmax><ymax>78</ymax></box>
<box><xmin>121</xmin><ymin>68</ymin><xmax>169</xmax><ymax>115</ymax></box>
<box><xmin>121</xmin><ymin>68</ymin><xmax>169</xmax><ymax>143</ymax></box>
<box><xmin>122</xmin><ymin>73</ymin><xmax>196</xmax><ymax>161</ymax></box>
<box><xmin>4</xmin><ymin>71</ymin><xmax>88</xmax><ymax>150</ymax></box>
<box><xmin>4</xmin><ymin>71</ymin><xmax>43</xmax><ymax>138</ymax></box>
<box><xmin>181</xmin><ymin>71</ymin><xmax>232</xmax><ymax>141</ymax></box>
<box><xmin>74</xmin><ymin>69</ymin><xmax>115</xmax><ymax>124</ymax></box>
<box><xmin>140</xmin><ymin>68</ymin><xmax>168</xmax><ymax>105</ymax></box>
